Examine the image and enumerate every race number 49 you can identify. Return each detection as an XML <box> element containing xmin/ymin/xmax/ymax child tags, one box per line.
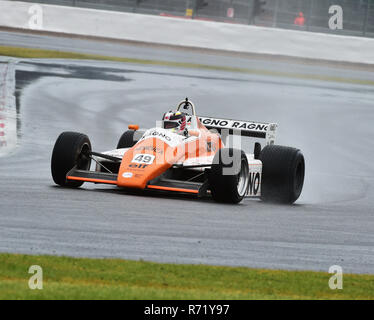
<box><xmin>131</xmin><ymin>154</ymin><xmax>155</xmax><ymax>164</ymax></box>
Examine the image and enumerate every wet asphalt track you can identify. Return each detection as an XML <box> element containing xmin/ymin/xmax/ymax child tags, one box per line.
<box><xmin>0</xmin><ymin>30</ymin><xmax>374</xmax><ymax>273</ymax></box>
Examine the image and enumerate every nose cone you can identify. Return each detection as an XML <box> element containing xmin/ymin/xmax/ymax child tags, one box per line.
<box><xmin>117</xmin><ymin>138</ymin><xmax>173</xmax><ymax>189</ymax></box>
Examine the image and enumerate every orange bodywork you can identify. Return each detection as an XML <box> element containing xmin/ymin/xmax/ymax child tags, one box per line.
<box><xmin>147</xmin><ymin>185</ymin><xmax>199</xmax><ymax>194</ymax></box>
<box><xmin>67</xmin><ymin>176</ymin><xmax>118</xmax><ymax>185</ymax></box>
<box><xmin>117</xmin><ymin>120</ymin><xmax>222</xmax><ymax>190</ymax></box>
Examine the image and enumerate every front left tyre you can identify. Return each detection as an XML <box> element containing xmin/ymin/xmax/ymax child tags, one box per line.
<box><xmin>208</xmin><ymin>148</ymin><xmax>249</xmax><ymax>204</ymax></box>
<box><xmin>51</xmin><ymin>131</ymin><xmax>91</xmax><ymax>187</ymax></box>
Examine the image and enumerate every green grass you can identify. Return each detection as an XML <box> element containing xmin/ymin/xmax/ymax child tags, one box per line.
<box><xmin>0</xmin><ymin>253</ymin><xmax>373</xmax><ymax>299</ymax></box>
<box><xmin>1</xmin><ymin>45</ymin><xmax>374</xmax><ymax>86</ymax></box>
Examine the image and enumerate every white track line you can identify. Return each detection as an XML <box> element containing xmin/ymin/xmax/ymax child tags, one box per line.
<box><xmin>0</xmin><ymin>60</ymin><xmax>17</xmax><ymax>157</ymax></box>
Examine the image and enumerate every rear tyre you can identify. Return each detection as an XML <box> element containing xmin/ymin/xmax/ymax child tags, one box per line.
<box><xmin>51</xmin><ymin>132</ymin><xmax>91</xmax><ymax>187</ymax></box>
<box><xmin>208</xmin><ymin>148</ymin><xmax>249</xmax><ymax>204</ymax></box>
<box><xmin>259</xmin><ymin>145</ymin><xmax>305</xmax><ymax>204</ymax></box>
<box><xmin>117</xmin><ymin>130</ymin><xmax>137</xmax><ymax>149</ymax></box>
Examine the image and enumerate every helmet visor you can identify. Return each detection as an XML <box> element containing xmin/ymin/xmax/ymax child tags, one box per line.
<box><xmin>163</xmin><ymin>121</ymin><xmax>179</xmax><ymax>129</ymax></box>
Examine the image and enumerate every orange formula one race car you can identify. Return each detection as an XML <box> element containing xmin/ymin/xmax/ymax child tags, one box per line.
<box><xmin>51</xmin><ymin>99</ymin><xmax>305</xmax><ymax>204</ymax></box>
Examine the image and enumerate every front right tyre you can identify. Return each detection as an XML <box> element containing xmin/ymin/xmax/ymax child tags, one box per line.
<box><xmin>51</xmin><ymin>131</ymin><xmax>91</xmax><ymax>187</ymax></box>
<box><xmin>117</xmin><ymin>130</ymin><xmax>137</xmax><ymax>149</ymax></box>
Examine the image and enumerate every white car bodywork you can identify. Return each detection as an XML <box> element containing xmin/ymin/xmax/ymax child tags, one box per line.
<box><xmin>99</xmin><ymin>117</ymin><xmax>277</xmax><ymax>198</ymax></box>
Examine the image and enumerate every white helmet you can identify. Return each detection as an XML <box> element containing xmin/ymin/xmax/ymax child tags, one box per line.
<box><xmin>162</xmin><ymin>110</ymin><xmax>187</xmax><ymax>135</ymax></box>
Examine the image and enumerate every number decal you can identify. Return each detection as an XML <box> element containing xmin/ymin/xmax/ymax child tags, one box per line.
<box><xmin>131</xmin><ymin>154</ymin><xmax>155</xmax><ymax>164</ymax></box>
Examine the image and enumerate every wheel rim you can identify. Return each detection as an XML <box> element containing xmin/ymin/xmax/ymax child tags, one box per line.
<box><xmin>77</xmin><ymin>143</ymin><xmax>91</xmax><ymax>170</ymax></box>
<box><xmin>237</xmin><ymin>158</ymin><xmax>249</xmax><ymax>197</ymax></box>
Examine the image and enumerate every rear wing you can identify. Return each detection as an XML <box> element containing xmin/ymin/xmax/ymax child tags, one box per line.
<box><xmin>194</xmin><ymin>116</ymin><xmax>277</xmax><ymax>145</ymax></box>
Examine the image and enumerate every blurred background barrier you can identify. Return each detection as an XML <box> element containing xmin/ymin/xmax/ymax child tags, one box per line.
<box><xmin>1</xmin><ymin>1</ymin><xmax>374</xmax><ymax>64</ymax></box>
<box><xmin>14</xmin><ymin>0</ymin><xmax>374</xmax><ymax>38</ymax></box>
